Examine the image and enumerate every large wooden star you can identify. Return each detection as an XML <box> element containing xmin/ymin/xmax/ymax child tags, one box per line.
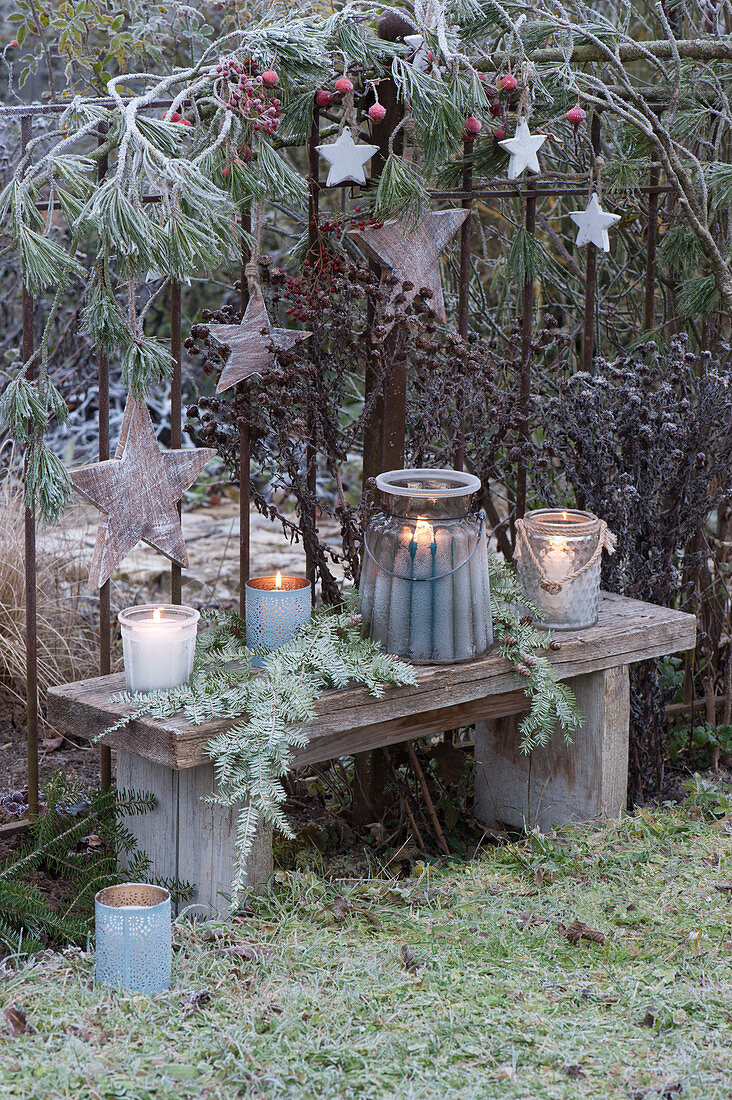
<box><xmin>349</xmin><ymin>209</ymin><xmax>469</xmax><ymax>325</ymax></box>
<box><xmin>69</xmin><ymin>397</ymin><xmax>215</xmax><ymax>589</ymax></box>
<box><xmin>206</xmin><ymin>287</ymin><xmax>312</xmax><ymax>395</ymax></box>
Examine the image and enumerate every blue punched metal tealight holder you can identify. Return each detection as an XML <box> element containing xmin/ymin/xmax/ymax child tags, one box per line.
<box><xmin>95</xmin><ymin>883</ymin><xmax>171</xmax><ymax>994</ymax></box>
<box><xmin>245</xmin><ymin>575</ymin><xmax>312</xmax><ymax>664</ymax></box>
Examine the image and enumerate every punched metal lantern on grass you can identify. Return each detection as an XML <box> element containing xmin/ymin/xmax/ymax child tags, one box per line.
<box><xmin>359</xmin><ymin>469</ymin><xmax>492</xmax><ymax>663</ymax></box>
<box><xmin>95</xmin><ymin>883</ymin><xmax>171</xmax><ymax>993</ymax></box>
<box><xmin>514</xmin><ymin>509</ymin><xmax>617</xmax><ymax>631</ymax></box>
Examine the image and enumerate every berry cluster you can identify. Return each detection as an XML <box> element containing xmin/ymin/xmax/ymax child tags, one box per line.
<box><xmin>214</xmin><ymin>59</ymin><xmax>282</xmax><ymax>134</ymax></box>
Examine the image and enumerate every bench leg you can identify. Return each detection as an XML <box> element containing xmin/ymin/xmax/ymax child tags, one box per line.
<box><xmin>473</xmin><ymin>665</ymin><xmax>630</xmax><ymax>832</ymax></box>
<box><xmin>116</xmin><ymin>751</ymin><xmax>273</xmax><ymax>914</ymax></box>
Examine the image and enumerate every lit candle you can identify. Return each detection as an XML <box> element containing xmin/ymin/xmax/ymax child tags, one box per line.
<box><xmin>245</xmin><ymin>572</ymin><xmax>311</xmax><ymax>661</ymax></box>
<box><xmin>408</xmin><ymin>517</ymin><xmax>437</xmax><ymax>661</ymax></box>
<box><xmin>118</xmin><ymin>605</ymin><xmax>199</xmax><ymax>693</ymax></box>
<box><xmin>514</xmin><ymin>508</ymin><xmax>614</xmax><ymax>630</ymax></box>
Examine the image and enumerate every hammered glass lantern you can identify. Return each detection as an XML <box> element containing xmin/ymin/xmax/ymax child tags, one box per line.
<box><xmin>95</xmin><ymin>883</ymin><xmax>171</xmax><ymax>993</ymax></box>
<box><xmin>514</xmin><ymin>509</ymin><xmax>616</xmax><ymax>630</ymax></box>
<box><xmin>359</xmin><ymin>469</ymin><xmax>492</xmax><ymax>663</ymax></box>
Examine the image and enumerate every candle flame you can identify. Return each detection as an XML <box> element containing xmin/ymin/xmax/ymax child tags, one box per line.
<box><xmin>414</xmin><ymin>517</ymin><xmax>435</xmax><ymax>549</ymax></box>
<box><xmin>275</xmin><ymin>571</ymin><xmax>282</xmax><ymax>590</ymax></box>
<box><xmin>153</xmin><ymin>607</ymin><xmax>163</xmax><ymax>622</ymax></box>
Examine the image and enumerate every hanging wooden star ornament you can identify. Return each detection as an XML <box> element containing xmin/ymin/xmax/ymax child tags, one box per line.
<box><xmin>206</xmin><ymin>287</ymin><xmax>311</xmax><ymax>395</ymax></box>
<box><xmin>498</xmin><ymin>118</ymin><xmax>547</xmax><ymax>179</ymax></box>
<box><xmin>349</xmin><ymin>209</ymin><xmax>469</xmax><ymax>325</ymax></box>
<box><xmin>69</xmin><ymin>397</ymin><xmax>215</xmax><ymax>589</ymax></box>
<box><xmin>569</xmin><ymin>193</ymin><xmax>621</xmax><ymax>252</ymax></box>
<box><xmin>316</xmin><ymin>126</ymin><xmax>379</xmax><ymax>187</ymax></box>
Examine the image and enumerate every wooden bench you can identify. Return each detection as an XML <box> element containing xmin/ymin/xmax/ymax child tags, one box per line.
<box><xmin>48</xmin><ymin>593</ymin><xmax>695</xmax><ymax>912</ymax></box>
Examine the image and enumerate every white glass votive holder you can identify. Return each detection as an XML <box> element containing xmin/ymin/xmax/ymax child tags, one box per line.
<box><xmin>95</xmin><ymin>883</ymin><xmax>171</xmax><ymax>993</ymax></box>
<box><xmin>245</xmin><ymin>574</ymin><xmax>312</xmax><ymax>660</ymax></box>
<box><xmin>514</xmin><ymin>509</ymin><xmax>616</xmax><ymax>630</ymax></box>
<box><xmin>118</xmin><ymin>604</ymin><xmax>199</xmax><ymax>693</ymax></box>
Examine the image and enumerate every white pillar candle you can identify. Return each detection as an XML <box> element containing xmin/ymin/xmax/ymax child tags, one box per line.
<box><xmin>118</xmin><ymin>605</ymin><xmax>199</xmax><ymax>693</ymax></box>
<box><xmin>407</xmin><ymin>518</ymin><xmax>437</xmax><ymax>661</ymax></box>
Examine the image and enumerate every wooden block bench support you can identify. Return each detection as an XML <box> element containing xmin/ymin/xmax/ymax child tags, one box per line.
<box><xmin>474</xmin><ymin>665</ymin><xmax>630</xmax><ymax>832</ymax></box>
<box><xmin>48</xmin><ymin>594</ymin><xmax>695</xmax><ymax>912</ymax></box>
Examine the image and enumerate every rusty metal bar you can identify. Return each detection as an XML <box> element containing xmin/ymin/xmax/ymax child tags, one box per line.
<box><xmin>454</xmin><ymin>137</ymin><xmax>474</xmax><ymax>471</ymax></box>
<box><xmin>582</xmin><ymin>112</ymin><xmax>602</xmax><ymax>375</ymax></box>
<box><xmin>305</xmin><ymin>105</ymin><xmax>320</xmax><ymax>592</ymax></box>
<box><xmin>238</xmin><ymin>209</ymin><xmax>252</xmax><ymax>617</ymax></box>
<box><xmin>515</xmin><ymin>180</ymin><xmax>537</xmax><ymax>524</ymax></box>
<box><xmin>170</xmin><ymin>278</ymin><xmax>183</xmax><ymax>605</ymax></box>
<box><xmin>20</xmin><ymin>115</ymin><xmax>39</xmax><ymax>819</ymax></box>
<box><xmin>95</xmin><ymin>127</ymin><xmax>112</xmax><ymax>790</ymax></box>
<box><xmin>644</xmin><ymin>153</ymin><xmax>660</xmax><ymax>332</ymax></box>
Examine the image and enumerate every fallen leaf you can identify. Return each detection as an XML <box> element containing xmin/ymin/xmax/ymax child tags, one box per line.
<box><xmin>3</xmin><ymin>1006</ymin><xmax>28</xmax><ymax>1035</ymax></box>
<box><xmin>65</xmin><ymin>1024</ymin><xmax>94</xmax><ymax>1042</ymax></box>
<box><xmin>325</xmin><ymin>896</ymin><xmax>352</xmax><ymax>922</ymax></box>
<box><xmin>642</xmin><ymin>1009</ymin><xmax>656</xmax><ymax>1027</ymax></box>
<box><xmin>713</xmin><ymin>882</ymin><xmax>732</xmax><ymax>894</ymax></box>
<box><xmin>534</xmin><ymin>867</ymin><xmax>545</xmax><ymax>887</ymax></box>
<box><xmin>41</xmin><ymin>736</ymin><xmax>64</xmax><ymax>752</ymax></box>
<box><xmin>558</xmin><ymin>919</ymin><xmax>607</xmax><ymax>946</ymax></box>
<box><xmin>564</xmin><ymin>1064</ymin><xmax>586</xmax><ymax>1078</ymax></box>
<box><xmin>358</xmin><ymin>908</ymin><xmax>382</xmax><ymax>929</ymax></box>
<box><xmin>180</xmin><ymin>990</ymin><xmax>211</xmax><ymax>1012</ymax></box>
<box><xmin>400</xmin><ymin>944</ymin><xmax>425</xmax><ymax>973</ymax></box>
<box><xmin>518</xmin><ymin>911</ymin><xmax>548</xmax><ymax>928</ymax></box>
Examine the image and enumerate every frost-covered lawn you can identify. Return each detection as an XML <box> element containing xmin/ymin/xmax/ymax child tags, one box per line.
<box><xmin>2</xmin><ymin>788</ymin><xmax>732</xmax><ymax>1099</ymax></box>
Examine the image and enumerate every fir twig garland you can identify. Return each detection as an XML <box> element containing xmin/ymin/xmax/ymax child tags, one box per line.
<box><xmin>105</xmin><ymin>600</ymin><xmax>417</xmax><ymax>909</ymax></box>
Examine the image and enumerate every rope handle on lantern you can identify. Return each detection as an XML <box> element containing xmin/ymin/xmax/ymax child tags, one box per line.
<box><xmin>362</xmin><ymin>513</ymin><xmax>485</xmax><ymax>582</ymax></box>
<box><xmin>513</xmin><ymin>516</ymin><xmax>616</xmax><ymax>595</ymax></box>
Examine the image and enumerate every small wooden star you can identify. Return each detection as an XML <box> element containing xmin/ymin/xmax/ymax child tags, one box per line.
<box><xmin>316</xmin><ymin>126</ymin><xmax>379</xmax><ymax>187</ymax></box>
<box><xmin>349</xmin><ymin>209</ymin><xmax>469</xmax><ymax>325</ymax></box>
<box><xmin>69</xmin><ymin>397</ymin><xmax>215</xmax><ymax>589</ymax></box>
<box><xmin>206</xmin><ymin>287</ymin><xmax>311</xmax><ymax>395</ymax></box>
<box><xmin>569</xmin><ymin>193</ymin><xmax>621</xmax><ymax>252</ymax></box>
<box><xmin>498</xmin><ymin>118</ymin><xmax>547</xmax><ymax>179</ymax></box>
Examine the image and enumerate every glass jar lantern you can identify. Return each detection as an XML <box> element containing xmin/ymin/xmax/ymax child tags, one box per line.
<box><xmin>514</xmin><ymin>509</ymin><xmax>616</xmax><ymax>630</ymax></box>
<box><xmin>359</xmin><ymin>469</ymin><xmax>492</xmax><ymax>663</ymax></box>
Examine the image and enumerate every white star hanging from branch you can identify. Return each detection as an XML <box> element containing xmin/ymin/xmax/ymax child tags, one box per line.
<box><xmin>569</xmin><ymin>193</ymin><xmax>621</xmax><ymax>252</ymax></box>
<box><xmin>206</xmin><ymin>287</ymin><xmax>311</xmax><ymax>395</ymax></box>
<box><xmin>349</xmin><ymin>209</ymin><xmax>468</xmax><ymax>331</ymax></box>
<box><xmin>316</xmin><ymin>126</ymin><xmax>379</xmax><ymax>187</ymax></box>
<box><xmin>498</xmin><ymin>118</ymin><xmax>547</xmax><ymax>179</ymax></box>
<box><xmin>69</xmin><ymin>398</ymin><xmax>215</xmax><ymax>589</ymax></box>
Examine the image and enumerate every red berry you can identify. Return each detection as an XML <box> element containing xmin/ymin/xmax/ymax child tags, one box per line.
<box><xmin>489</xmin><ymin>98</ymin><xmax>501</xmax><ymax>117</ymax></box>
<box><xmin>10</xmin><ymin>39</ymin><xmax>19</xmax><ymax>48</ymax></box>
<box><xmin>167</xmin><ymin>111</ymin><xmax>181</xmax><ymax>122</ymax></box>
<box><xmin>567</xmin><ymin>105</ymin><xmax>586</xmax><ymax>126</ymax></box>
<box><xmin>335</xmin><ymin>76</ymin><xmax>353</xmax><ymax>95</ymax></box>
<box><xmin>180</xmin><ymin>118</ymin><xmax>192</xmax><ymax>127</ymax></box>
<box><xmin>464</xmin><ymin>115</ymin><xmax>482</xmax><ymax>136</ymax></box>
<box><xmin>315</xmin><ymin>89</ymin><xmax>333</xmax><ymax>107</ymax></box>
<box><xmin>261</xmin><ymin>69</ymin><xmax>279</xmax><ymax>87</ymax></box>
<box><xmin>500</xmin><ymin>74</ymin><xmax>518</xmax><ymax>92</ymax></box>
<box><xmin>493</xmin><ymin>128</ymin><xmax>506</xmax><ymax>143</ymax></box>
<box><xmin>368</xmin><ymin>102</ymin><xmax>387</xmax><ymax>123</ymax></box>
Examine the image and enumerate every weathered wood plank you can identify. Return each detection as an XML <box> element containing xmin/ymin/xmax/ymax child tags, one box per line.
<box><xmin>48</xmin><ymin>593</ymin><xmax>695</xmax><ymax>771</ymax></box>
<box><xmin>117</xmin><ymin>750</ymin><xmax>273</xmax><ymax>914</ymax></box>
<box><xmin>474</xmin><ymin>665</ymin><xmax>631</xmax><ymax>830</ymax></box>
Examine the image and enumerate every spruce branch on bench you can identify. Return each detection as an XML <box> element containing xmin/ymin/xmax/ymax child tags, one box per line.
<box><xmin>105</xmin><ymin>600</ymin><xmax>416</xmax><ymax>910</ymax></box>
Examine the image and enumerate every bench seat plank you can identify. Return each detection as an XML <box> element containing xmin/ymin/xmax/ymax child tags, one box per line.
<box><xmin>48</xmin><ymin>593</ymin><xmax>695</xmax><ymax>771</ymax></box>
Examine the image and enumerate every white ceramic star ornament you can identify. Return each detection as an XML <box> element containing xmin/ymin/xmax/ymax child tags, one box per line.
<box><xmin>569</xmin><ymin>193</ymin><xmax>621</xmax><ymax>252</ymax></box>
<box><xmin>316</xmin><ymin>126</ymin><xmax>379</xmax><ymax>187</ymax></box>
<box><xmin>498</xmin><ymin>118</ymin><xmax>547</xmax><ymax>179</ymax></box>
<box><xmin>404</xmin><ymin>33</ymin><xmax>431</xmax><ymax>71</ymax></box>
